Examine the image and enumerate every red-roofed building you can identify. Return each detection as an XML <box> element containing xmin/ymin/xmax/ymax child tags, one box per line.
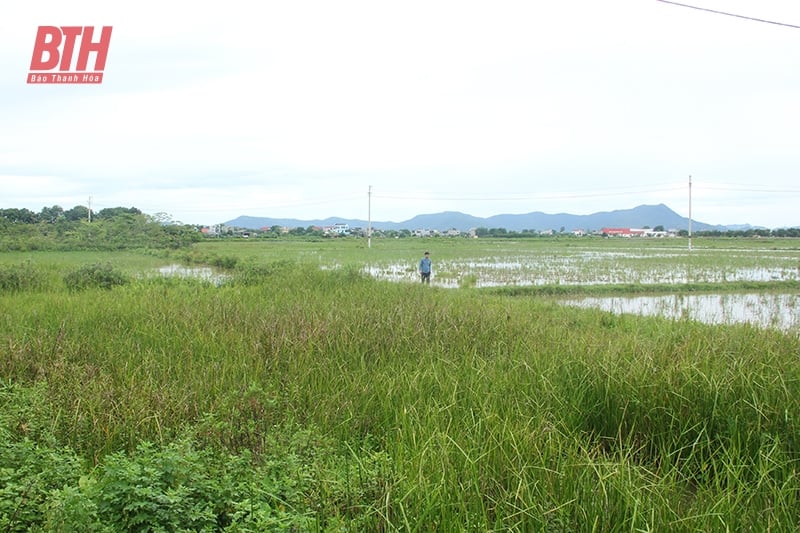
<box><xmin>601</xmin><ymin>228</ymin><xmax>648</xmax><ymax>237</ymax></box>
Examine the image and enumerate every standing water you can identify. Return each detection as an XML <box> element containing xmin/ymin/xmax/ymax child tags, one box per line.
<box><xmin>559</xmin><ymin>293</ymin><xmax>800</xmax><ymax>335</ymax></box>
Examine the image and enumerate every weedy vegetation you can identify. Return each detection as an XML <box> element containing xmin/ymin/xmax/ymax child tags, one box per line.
<box><xmin>1</xmin><ymin>237</ymin><xmax>799</xmax><ymax>531</ymax></box>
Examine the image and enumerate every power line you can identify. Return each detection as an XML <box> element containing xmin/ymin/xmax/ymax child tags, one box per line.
<box><xmin>696</xmin><ymin>184</ymin><xmax>800</xmax><ymax>194</ymax></box>
<box><xmin>656</xmin><ymin>0</ymin><xmax>800</xmax><ymax>29</ymax></box>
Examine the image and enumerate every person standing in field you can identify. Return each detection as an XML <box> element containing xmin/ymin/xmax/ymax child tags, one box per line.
<box><xmin>419</xmin><ymin>251</ymin><xmax>432</xmax><ymax>284</ymax></box>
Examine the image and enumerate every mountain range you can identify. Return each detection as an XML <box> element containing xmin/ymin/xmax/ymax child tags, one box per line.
<box><xmin>224</xmin><ymin>204</ymin><xmax>754</xmax><ymax>233</ymax></box>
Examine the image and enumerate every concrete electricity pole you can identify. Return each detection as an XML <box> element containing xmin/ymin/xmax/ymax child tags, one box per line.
<box><xmin>367</xmin><ymin>185</ymin><xmax>372</xmax><ymax>249</ymax></box>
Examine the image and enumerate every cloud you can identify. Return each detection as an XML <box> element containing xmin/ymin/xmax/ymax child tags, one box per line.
<box><xmin>2</xmin><ymin>0</ymin><xmax>799</xmax><ymax>227</ymax></box>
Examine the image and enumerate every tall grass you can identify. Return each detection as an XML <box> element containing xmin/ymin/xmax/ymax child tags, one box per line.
<box><xmin>1</xmin><ymin>256</ymin><xmax>799</xmax><ymax>530</ymax></box>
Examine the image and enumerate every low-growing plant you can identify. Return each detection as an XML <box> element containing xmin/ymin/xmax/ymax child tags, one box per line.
<box><xmin>35</xmin><ymin>429</ymin><xmax>390</xmax><ymax>531</ymax></box>
<box><xmin>63</xmin><ymin>262</ymin><xmax>129</xmax><ymax>291</ymax></box>
<box><xmin>0</xmin><ymin>439</ymin><xmax>83</xmax><ymax>532</ymax></box>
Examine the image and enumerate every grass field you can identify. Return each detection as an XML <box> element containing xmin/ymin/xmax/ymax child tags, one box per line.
<box><xmin>1</xmin><ymin>237</ymin><xmax>799</xmax><ymax>530</ymax></box>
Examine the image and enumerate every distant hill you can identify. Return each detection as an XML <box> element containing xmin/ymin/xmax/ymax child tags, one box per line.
<box><xmin>224</xmin><ymin>204</ymin><xmax>747</xmax><ymax>232</ymax></box>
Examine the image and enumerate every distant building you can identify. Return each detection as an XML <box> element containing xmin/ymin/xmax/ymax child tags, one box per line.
<box><xmin>601</xmin><ymin>227</ymin><xmax>676</xmax><ymax>238</ymax></box>
<box><xmin>204</xmin><ymin>224</ymin><xmax>225</xmax><ymax>236</ymax></box>
<box><xmin>601</xmin><ymin>227</ymin><xmax>647</xmax><ymax>237</ymax></box>
<box><xmin>332</xmin><ymin>223</ymin><xmax>350</xmax><ymax>235</ymax></box>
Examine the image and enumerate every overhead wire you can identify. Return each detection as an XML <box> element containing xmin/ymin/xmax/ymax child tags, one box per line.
<box><xmin>655</xmin><ymin>0</ymin><xmax>800</xmax><ymax>29</ymax></box>
<box><xmin>695</xmin><ymin>184</ymin><xmax>800</xmax><ymax>194</ymax></box>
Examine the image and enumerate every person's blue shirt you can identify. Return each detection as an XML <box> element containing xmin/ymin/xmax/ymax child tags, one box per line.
<box><xmin>419</xmin><ymin>255</ymin><xmax>431</xmax><ymax>274</ymax></box>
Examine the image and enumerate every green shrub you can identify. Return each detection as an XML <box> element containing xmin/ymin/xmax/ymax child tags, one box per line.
<box><xmin>40</xmin><ymin>431</ymin><xmax>391</xmax><ymax>531</ymax></box>
<box><xmin>231</xmin><ymin>259</ymin><xmax>296</xmax><ymax>286</ymax></box>
<box><xmin>63</xmin><ymin>263</ymin><xmax>129</xmax><ymax>291</ymax></box>
<box><xmin>0</xmin><ymin>262</ymin><xmax>47</xmax><ymax>292</ymax></box>
<box><xmin>86</xmin><ymin>441</ymin><xmax>225</xmax><ymax>531</ymax></box>
<box><xmin>0</xmin><ymin>440</ymin><xmax>83</xmax><ymax>532</ymax></box>
<box><xmin>212</xmin><ymin>255</ymin><xmax>238</xmax><ymax>270</ymax></box>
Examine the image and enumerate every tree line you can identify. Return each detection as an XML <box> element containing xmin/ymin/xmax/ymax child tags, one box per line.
<box><xmin>0</xmin><ymin>205</ymin><xmax>202</xmax><ymax>251</ymax></box>
<box><xmin>4</xmin><ymin>205</ymin><xmax>798</xmax><ymax>250</ymax></box>
<box><xmin>680</xmin><ymin>228</ymin><xmax>800</xmax><ymax>238</ymax></box>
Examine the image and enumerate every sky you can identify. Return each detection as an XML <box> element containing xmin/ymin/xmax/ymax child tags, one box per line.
<box><xmin>2</xmin><ymin>0</ymin><xmax>799</xmax><ymax>228</ymax></box>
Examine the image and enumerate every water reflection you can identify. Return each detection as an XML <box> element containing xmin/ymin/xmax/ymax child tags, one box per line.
<box><xmin>559</xmin><ymin>293</ymin><xmax>800</xmax><ymax>334</ymax></box>
<box><xmin>157</xmin><ymin>264</ymin><xmax>228</xmax><ymax>285</ymax></box>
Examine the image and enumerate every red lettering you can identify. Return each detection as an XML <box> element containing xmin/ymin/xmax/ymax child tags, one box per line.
<box><xmin>76</xmin><ymin>26</ymin><xmax>112</xmax><ymax>71</ymax></box>
<box><xmin>29</xmin><ymin>26</ymin><xmax>112</xmax><ymax>72</ymax></box>
<box><xmin>58</xmin><ymin>27</ymin><xmax>82</xmax><ymax>71</ymax></box>
<box><xmin>29</xmin><ymin>26</ymin><xmax>61</xmax><ymax>70</ymax></box>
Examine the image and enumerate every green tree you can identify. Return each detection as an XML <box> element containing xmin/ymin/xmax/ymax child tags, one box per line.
<box><xmin>39</xmin><ymin>205</ymin><xmax>65</xmax><ymax>223</ymax></box>
<box><xmin>63</xmin><ymin>205</ymin><xmax>90</xmax><ymax>221</ymax></box>
<box><xmin>0</xmin><ymin>208</ymin><xmax>38</xmax><ymax>224</ymax></box>
<box><xmin>96</xmin><ymin>206</ymin><xmax>142</xmax><ymax>220</ymax></box>
<box><xmin>149</xmin><ymin>212</ymin><xmax>174</xmax><ymax>225</ymax></box>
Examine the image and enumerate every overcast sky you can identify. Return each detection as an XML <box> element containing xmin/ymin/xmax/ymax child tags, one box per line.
<box><xmin>2</xmin><ymin>0</ymin><xmax>799</xmax><ymax>227</ymax></box>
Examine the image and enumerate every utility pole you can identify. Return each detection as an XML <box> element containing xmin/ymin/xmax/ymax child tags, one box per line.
<box><xmin>367</xmin><ymin>185</ymin><xmax>372</xmax><ymax>249</ymax></box>
<box><xmin>688</xmin><ymin>175</ymin><xmax>692</xmax><ymax>251</ymax></box>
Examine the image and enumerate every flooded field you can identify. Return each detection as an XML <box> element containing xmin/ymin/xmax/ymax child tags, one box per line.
<box><xmin>362</xmin><ymin>243</ymin><xmax>800</xmax><ymax>333</ymax></box>
<box><xmin>365</xmin><ymin>246</ymin><xmax>800</xmax><ymax>288</ymax></box>
<box><xmin>560</xmin><ymin>293</ymin><xmax>800</xmax><ymax>335</ymax></box>
<box><xmin>156</xmin><ymin>264</ymin><xmax>228</xmax><ymax>285</ymax></box>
